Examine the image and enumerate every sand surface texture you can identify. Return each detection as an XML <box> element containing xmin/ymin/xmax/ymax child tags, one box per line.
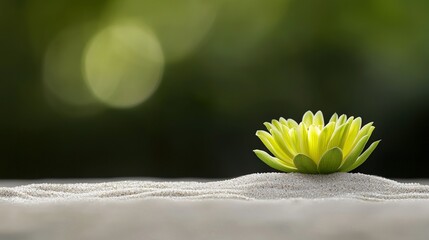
<box><xmin>1</xmin><ymin>172</ymin><xmax>429</xmax><ymax>202</ymax></box>
<box><xmin>1</xmin><ymin>173</ymin><xmax>429</xmax><ymax>240</ymax></box>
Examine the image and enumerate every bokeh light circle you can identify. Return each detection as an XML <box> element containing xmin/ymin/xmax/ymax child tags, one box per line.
<box><xmin>43</xmin><ymin>24</ymin><xmax>105</xmax><ymax>117</ymax></box>
<box><xmin>105</xmin><ymin>0</ymin><xmax>217</xmax><ymax>62</ymax></box>
<box><xmin>83</xmin><ymin>22</ymin><xmax>164</xmax><ymax>108</ymax></box>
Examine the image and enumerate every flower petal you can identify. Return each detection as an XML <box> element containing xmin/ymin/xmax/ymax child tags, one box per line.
<box><xmin>327</xmin><ymin>123</ymin><xmax>347</xmax><ymax>149</ymax></box>
<box><xmin>297</xmin><ymin>123</ymin><xmax>309</xmax><ymax>155</ymax></box>
<box><xmin>318</xmin><ymin>147</ymin><xmax>343</xmax><ymax>174</ymax></box>
<box><xmin>307</xmin><ymin>125</ymin><xmax>320</xmax><ymax>162</ymax></box>
<box><xmin>279</xmin><ymin>117</ymin><xmax>288</xmax><ymax>127</ymax></box>
<box><xmin>342</xmin><ymin>117</ymin><xmax>362</xmax><ymax>155</ymax></box>
<box><xmin>256</xmin><ymin>130</ymin><xmax>292</xmax><ymax>163</ymax></box>
<box><xmin>329</xmin><ymin>113</ymin><xmax>338</xmax><ymax>123</ymax></box>
<box><xmin>339</xmin><ymin>135</ymin><xmax>370</xmax><ymax>171</ymax></box>
<box><xmin>287</xmin><ymin>119</ymin><xmax>299</xmax><ymax>128</ymax></box>
<box><xmin>270</xmin><ymin>128</ymin><xmax>294</xmax><ymax>159</ymax></box>
<box><xmin>271</xmin><ymin>119</ymin><xmax>283</xmax><ymax>132</ymax></box>
<box><xmin>336</xmin><ymin>114</ymin><xmax>347</xmax><ymax>127</ymax></box>
<box><xmin>342</xmin><ymin>140</ymin><xmax>381</xmax><ymax>172</ymax></box>
<box><xmin>339</xmin><ymin>117</ymin><xmax>354</xmax><ymax>149</ymax></box>
<box><xmin>346</xmin><ymin>125</ymin><xmax>375</xmax><ymax>158</ymax></box>
<box><xmin>281</xmin><ymin>129</ymin><xmax>298</xmax><ymax>155</ymax></box>
<box><xmin>288</xmin><ymin>128</ymin><xmax>300</xmax><ymax>152</ymax></box>
<box><xmin>254</xmin><ymin>150</ymin><xmax>298</xmax><ymax>172</ymax></box>
<box><xmin>313</xmin><ymin>111</ymin><xmax>324</xmax><ymax>127</ymax></box>
<box><xmin>353</xmin><ymin>123</ymin><xmax>374</xmax><ymax>146</ymax></box>
<box><xmin>302</xmin><ymin>111</ymin><xmax>314</xmax><ymax>127</ymax></box>
<box><xmin>263</xmin><ymin>122</ymin><xmax>272</xmax><ymax>131</ymax></box>
<box><xmin>293</xmin><ymin>153</ymin><xmax>318</xmax><ymax>174</ymax></box>
<box><xmin>318</xmin><ymin>122</ymin><xmax>336</xmax><ymax>155</ymax></box>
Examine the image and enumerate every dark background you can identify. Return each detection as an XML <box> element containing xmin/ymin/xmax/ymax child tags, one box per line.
<box><xmin>1</xmin><ymin>0</ymin><xmax>428</xmax><ymax>179</ymax></box>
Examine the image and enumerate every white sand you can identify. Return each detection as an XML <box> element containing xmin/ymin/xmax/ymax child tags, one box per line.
<box><xmin>1</xmin><ymin>173</ymin><xmax>429</xmax><ymax>240</ymax></box>
<box><xmin>1</xmin><ymin>172</ymin><xmax>428</xmax><ymax>203</ymax></box>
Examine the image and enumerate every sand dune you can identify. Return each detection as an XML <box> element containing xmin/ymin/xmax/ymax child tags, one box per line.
<box><xmin>1</xmin><ymin>172</ymin><xmax>429</xmax><ymax>203</ymax></box>
<box><xmin>1</xmin><ymin>173</ymin><xmax>429</xmax><ymax>240</ymax></box>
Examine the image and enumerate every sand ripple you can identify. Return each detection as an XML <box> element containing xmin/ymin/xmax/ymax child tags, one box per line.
<box><xmin>1</xmin><ymin>173</ymin><xmax>428</xmax><ymax>203</ymax></box>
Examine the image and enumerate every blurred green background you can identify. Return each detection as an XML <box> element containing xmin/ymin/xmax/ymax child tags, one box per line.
<box><xmin>1</xmin><ymin>0</ymin><xmax>428</xmax><ymax>179</ymax></box>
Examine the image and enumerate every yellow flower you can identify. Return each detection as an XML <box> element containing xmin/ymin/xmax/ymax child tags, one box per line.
<box><xmin>254</xmin><ymin>111</ymin><xmax>380</xmax><ymax>174</ymax></box>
